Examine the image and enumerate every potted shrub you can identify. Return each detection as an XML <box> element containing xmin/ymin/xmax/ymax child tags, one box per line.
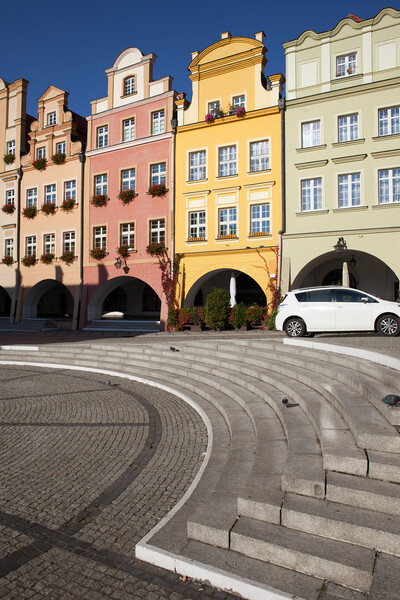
<box><xmin>205</xmin><ymin>113</ymin><xmax>215</xmax><ymax>123</ymax></box>
<box><xmin>22</xmin><ymin>255</ymin><xmax>37</xmax><ymax>267</ymax></box>
<box><xmin>90</xmin><ymin>247</ymin><xmax>107</xmax><ymax>260</ymax></box>
<box><xmin>60</xmin><ymin>198</ymin><xmax>75</xmax><ymax>212</ymax></box>
<box><xmin>40</xmin><ymin>252</ymin><xmax>55</xmax><ymax>265</ymax></box>
<box><xmin>2</xmin><ymin>204</ymin><xmax>15</xmax><ymax>214</ymax></box>
<box><xmin>90</xmin><ymin>194</ymin><xmax>109</xmax><ymax>207</ymax></box>
<box><xmin>117</xmin><ymin>244</ymin><xmax>130</xmax><ymax>258</ymax></box>
<box><xmin>51</xmin><ymin>152</ymin><xmax>66</xmax><ymax>165</ymax></box>
<box><xmin>148</xmin><ymin>184</ymin><xmax>167</xmax><ymax>197</ymax></box>
<box><xmin>60</xmin><ymin>250</ymin><xmax>76</xmax><ymax>265</ymax></box>
<box><xmin>205</xmin><ymin>288</ymin><xmax>230</xmax><ymax>330</ymax></box>
<box><xmin>118</xmin><ymin>189</ymin><xmax>137</xmax><ymax>205</ymax></box>
<box><xmin>2</xmin><ymin>256</ymin><xmax>13</xmax><ymax>266</ymax></box>
<box><xmin>33</xmin><ymin>157</ymin><xmax>47</xmax><ymax>171</ymax></box>
<box><xmin>228</xmin><ymin>302</ymin><xmax>247</xmax><ymax>330</ymax></box>
<box><xmin>236</xmin><ymin>106</ymin><xmax>246</xmax><ymax>117</ymax></box>
<box><xmin>23</xmin><ymin>206</ymin><xmax>38</xmax><ymax>219</ymax></box>
<box><xmin>146</xmin><ymin>242</ymin><xmax>166</xmax><ymax>257</ymax></box>
<box><xmin>3</xmin><ymin>154</ymin><xmax>15</xmax><ymax>165</ymax></box>
<box><xmin>41</xmin><ymin>203</ymin><xmax>56</xmax><ymax>216</ymax></box>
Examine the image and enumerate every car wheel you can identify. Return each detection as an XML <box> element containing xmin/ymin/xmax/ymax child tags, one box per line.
<box><xmin>284</xmin><ymin>317</ymin><xmax>306</xmax><ymax>337</ymax></box>
<box><xmin>377</xmin><ymin>314</ymin><xmax>400</xmax><ymax>337</ymax></box>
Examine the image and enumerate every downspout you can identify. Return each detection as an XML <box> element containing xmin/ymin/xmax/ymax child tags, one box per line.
<box><xmin>277</xmin><ymin>97</ymin><xmax>286</xmax><ymax>291</ymax></box>
<box><xmin>170</xmin><ymin>118</ymin><xmax>177</xmax><ymax>281</ymax></box>
<box><xmin>75</xmin><ymin>148</ymin><xmax>86</xmax><ymax>330</ymax></box>
<box><xmin>11</xmin><ymin>167</ymin><xmax>22</xmax><ymax>324</ymax></box>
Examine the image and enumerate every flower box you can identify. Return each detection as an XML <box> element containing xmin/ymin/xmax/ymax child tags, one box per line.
<box><xmin>90</xmin><ymin>247</ymin><xmax>107</xmax><ymax>260</ymax></box>
<box><xmin>22</xmin><ymin>255</ymin><xmax>37</xmax><ymax>267</ymax></box>
<box><xmin>187</xmin><ymin>236</ymin><xmax>206</xmax><ymax>242</ymax></box>
<box><xmin>249</xmin><ymin>231</ymin><xmax>269</xmax><ymax>237</ymax></box>
<box><xmin>23</xmin><ymin>206</ymin><xmax>38</xmax><ymax>219</ymax></box>
<box><xmin>147</xmin><ymin>184</ymin><xmax>167</xmax><ymax>197</ymax></box>
<box><xmin>40</xmin><ymin>253</ymin><xmax>55</xmax><ymax>264</ymax></box>
<box><xmin>236</xmin><ymin>106</ymin><xmax>246</xmax><ymax>117</ymax></box>
<box><xmin>2</xmin><ymin>256</ymin><xmax>13</xmax><ymax>266</ymax></box>
<box><xmin>205</xmin><ymin>113</ymin><xmax>215</xmax><ymax>123</ymax></box>
<box><xmin>118</xmin><ymin>189</ymin><xmax>137</xmax><ymax>204</ymax></box>
<box><xmin>41</xmin><ymin>203</ymin><xmax>56</xmax><ymax>216</ymax></box>
<box><xmin>60</xmin><ymin>251</ymin><xmax>76</xmax><ymax>265</ymax></box>
<box><xmin>33</xmin><ymin>157</ymin><xmax>47</xmax><ymax>171</ymax></box>
<box><xmin>51</xmin><ymin>152</ymin><xmax>66</xmax><ymax>165</ymax></box>
<box><xmin>3</xmin><ymin>154</ymin><xmax>15</xmax><ymax>165</ymax></box>
<box><xmin>117</xmin><ymin>244</ymin><xmax>130</xmax><ymax>258</ymax></box>
<box><xmin>217</xmin><ymin>234</ymin><xmax>237</xmax><ymax>239</ymax></box>
<box><xmin>145</xmin><ymin>242</ymin><xmax>166</xmax><ymax>257</ymax></box>
<box><xmin>90</xmin><ymin>194</ymin><xmax>109</xmax><ymax>207</ymax></box>
<box><xmin>60</xmin><ymin>198</ymin><xmax>75</xmax><ymax>212</ymax></box>
<box><xmin>2</xmin><ymin>204</ymin><xmax>15</xmax><ymax>214</ymax></box>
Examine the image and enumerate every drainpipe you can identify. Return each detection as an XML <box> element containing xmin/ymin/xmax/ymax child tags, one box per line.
<box><xmin>11</xmin><ymin>167</ymin><xmax>23</xmax><ymax>324</ymax></box>
<box><xmin>170</xmin><ymin>118</ymin><xmax>177</xmax><ymax>280</ymax></box>
<box><xmin>277</xmin><ymin>97</ymin><xmax>286</xmax><ymax>292</ymax></box>
<box><xmin>75</xmin><ymin>149</ymin><xmax>86</xmax><ymax>330</ymax></box>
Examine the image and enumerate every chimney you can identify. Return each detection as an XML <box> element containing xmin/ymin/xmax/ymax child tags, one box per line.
<box><xmin>255</xmin><ymin>31</ymin><xmax>265</xmax><ymax>44</ymax></box>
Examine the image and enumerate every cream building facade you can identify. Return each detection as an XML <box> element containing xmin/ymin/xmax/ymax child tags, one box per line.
<box><xmin>282</xmin><ymin>8</ymin><xmax>400</xmax><ymax>300</ymax></box>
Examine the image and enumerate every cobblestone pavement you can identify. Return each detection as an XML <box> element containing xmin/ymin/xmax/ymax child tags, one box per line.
<box><xmin>0</xmin><ymin>365</ymin><xmax>239</xmax><ymax>600</ymax></box>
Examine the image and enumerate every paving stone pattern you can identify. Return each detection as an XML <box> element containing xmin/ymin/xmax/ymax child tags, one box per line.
<box><xmin>0</xmin><ymin>366</ymin><xmax>238</xmax><ymax>599</ymax></box>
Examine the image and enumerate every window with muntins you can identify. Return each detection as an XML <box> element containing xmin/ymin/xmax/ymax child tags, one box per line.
<box><xmin>37</xmin><ymin>147</ymin><xmax>46</xmax><ymax>159</ymax></box>
<box><xmin>149</xmin><ymin>219</ymin><xmax>165</xmax><ymax>243</ymax></box>
<box><xmin>232</xmin><ymin>95</ymin><xmax>245</xmax><ymax>109</ymax></box>
<box><xmin>44</xmin><ymin>233</ymin><xmax>55</xmax><ymax>255</ymax></box>
<box><xmin>152</xmin><ymin>110</ymin><xmax>165</xmax><ymax>135</ymax></box>
<box><xmin>379</xmin><ymin>107</ymin><xmax>400</xmax><ymax>136</ymax></box>
<box><xmin>64</xmin><ymin>180</ymin><xmax>76</xmax><ymax>201</ymax></box>
<box><xmin>120</xmin><ymin>223</ymin><xmax>135</xmax><ymax>248</ymax></box>
<box><xmin>338</xmin><ymin>114</ymin><xmax>359</xmax><ymax>142</ymax></box>
<box><xmin>219</xmin><ymin>208</ymin><xmax>237</xmax><ymax>236</ymax></box>
<box><xmin>93</xmin><ymin>226</ymin><xmax>107</xmax><ymax>249</ymax></box>
<box><xmin>250</xmin><ymin>204</ymin><xmax>270</xmax><ymax>234</ymax></box>
<box><xmin>338</xmin><ymin>173</ymin><xmax>361</xmax><ymax>207</ymax></box>
<box><xmin>250</xmin><ymin>140</ymin><xmax>269</xmax><ymax>172</ymax></box>
<box><xmin>56</xmin><ymin>141</ymin><xmax>66</xmax><ymax>154</ymax></box>
<box><xmin>95</xmin><ymin>174</ymin><xmax>107</xmax><ymax>195</ymax></box>
<box><xmin>6</xmin><ymin>190</ymin><xmax>14</xmax><ymax>205</ymax></box>
<box><xmin>44</xmin><ymin>184</ymin><xmax>56</xmax><ymax>204</ymax></box>
<box><xmin>302</xmin><ymin>121</ymin><xmax>321</xmax><ymax>148</ymax></box>
<box><xmin>5</xmin><ymin>238</ymin><xmax>13</xmax><ymax>257</ymax></box>
<box><xmin>301</xmin><ymin>178</ymin><xmax>323</xmax><ymax>211</ymax></box>
<box><xmin>189</xmin><ymin>151</ymin><xmax>206</xmax><ymax>181</ymax></box>
<box><xmin>25</xmin><ymin>236</ymin><xmax>36</xmax><ymax>256</ymax></box>
<box><xmin>219</xmin><ymin>146</ymin><xmax>237</xmax><ymax>177</ymax></box>
<box><xmin>6</xmin><ymin>140</ymin><xmax>15</xmax><ymax>155</ymax></box>
<box><xmin>47</xmin><ymin>112</ymin><xmax>56</xmax><ymax>126</ymax></box>
<box><xmin>123</xmin><ymin>118</ymin><xmax>135</xmax><ymax>142</ymax></box>
<box><xmin>151</xmin><ymin>163</ymin><xmax>166</xmax><ymax>185</ymax></box>
<box><xmin>97</xmin><ymin>126</ymin><xmax>108</xmax><ymax>148</ymax></box>
<box><xmin>27</xmin><ymin>188</ymin><xmax>38</xmax><ymax>208</ymax></box>
<box><xmin>336</xmin><ymin>54</ymin><xmax>357</xmax><ymax>77</ymax></box>
<box><xmin>379</xmin><ymin>169</ymin><xmax>400</xmax><ymax>204</ymax></box>
<box><xmin>121</xmin><ymin>169</ymin><xmax>135</xmax><ymax>191</ymax></box>
<box><xmin>124</xmin><ymin>76</ymin><xmax>135</xmax><ymax>96</ymax></box>
<box><xmin>63</xmin><ymin>231</ymin><xmax>75</xmax><ymax>253</ymax></box>
<box><xmin>189</xmin><ymin>211</ymin><xmax>206</xmax><ymax>239</ymax></box>
<box><xmin>208</xmin><ymin>101</ymin><xmax>220</xmax><ymax>116</ymax></box>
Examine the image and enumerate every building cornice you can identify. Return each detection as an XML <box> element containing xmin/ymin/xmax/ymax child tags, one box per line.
<box><xmin>86</xmin><ymin>132</ymin><xmax>172</xmax><ymax>157</ymax></box>
<box><xmin>177</xmin><ymin>106</ymin><xmax>280</xmax><ymax>132</ymax></box>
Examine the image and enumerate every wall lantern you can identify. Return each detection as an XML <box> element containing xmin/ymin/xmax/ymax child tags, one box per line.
<box><xmin>334</xmin><ymin>237</ymin><xmax>347</xmax><ymax>252</ymax></box>
<box><xmin>114</xmin><ymin>257</ymin><xmax>127</xmax><ymax>269</ymax></box>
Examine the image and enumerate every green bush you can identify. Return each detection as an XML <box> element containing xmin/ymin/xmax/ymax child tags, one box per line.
<box><xmin>167</xmin><ymin>306</ymin><xmax>179</xmax><ymax>329</ymax></box>
<box><xmin>205</xmin><ymin>288</ymin><xmax>230</xmax><ymax>330</ymax></box>
<box><xmin>192</xmin><ymin>306</ymin><xmax>206</xmax><ymax>327</ymax></box>
<box><xmin>267</xmin><ymin>308</ymin><xmax>277</xmax><ymax>330</ymax></box>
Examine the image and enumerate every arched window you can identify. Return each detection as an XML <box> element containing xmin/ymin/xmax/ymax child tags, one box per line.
<box><xmin>124</xmin><ymin>76</ymin><xmax>135</xmax><ymax>96</ymax></box>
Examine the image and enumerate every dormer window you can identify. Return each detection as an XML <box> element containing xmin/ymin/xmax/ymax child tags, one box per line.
<box><xmin>124</xmin><ymin>76</ymin><xmax>136</xmax><ymax>96</ymax></box>
<box><xmin>47</xmin><ymin>112</ymin><xmax>57</xmax><ymax>126</ymax></box>
<box><xmin>336</xmin><ymin>54</ymin><xmax>357</xmax><ymax>77</ymax></box>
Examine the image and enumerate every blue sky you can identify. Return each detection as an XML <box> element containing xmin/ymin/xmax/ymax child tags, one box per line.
<box><xmin>1</xmin><ymin>1</ymin><xmax>397</xmax><ymax>118</ymax></box>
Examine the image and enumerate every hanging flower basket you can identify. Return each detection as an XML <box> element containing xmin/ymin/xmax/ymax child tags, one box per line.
<box><xmin>33</xmin><ymin>157</ymin><xmax>47</xmax><ymax>171</ymax></box>
<box><xmin>205</xmin><ymin>113</ymin><xmax>215</xmax><ymax>123</ymax></box>
<box><xmin>60</xmin><ymin>198</ymin><xmax>75</xmax><ymax>213</ymax></box>
<box><xmin>2</xmin><ymin>204</ymin><xmax>15</xmax><ymax>214</ymax></box>
<box><xmin>3</xmin><ymin>154</ymin><xmax>15</xmax><ymax>165</ymax></box>
<box><xmin>60</xmin><ymin>250</ymin><xmax>76</xmax><ymax>265</ymax></box>
<box><xmin>40</xmin><ymin>252</ymin><xmax>55</xmax><ymax>265</ymax></box>
<box><xmin>148</xmin><ymin>184</ymin><xmax>168</xmax><ymax>197</ymax></box>
<box><xmin>22</xmin><ymin>255</ymin><xmax>37</xmax><ymax>267</ymax></box>
<box><xmin>90</xmin><ymin>194</ymin><xmax>109</xmax><ymax>207</ymax></box>
<box><xmin>90</xmin><ymin>247</ymin><xmax>107</xmax><ymax>260</ymax></box>
<box><xmin>51</xmin><ymin>152</ymin><xmax>66</xmax><ymax>165</ymax></box>
<box><xmin>41</xmin><ymin>203</ymin><xmax>56</xmax><ymax>216</ymax></box>
<box><xmin>236</xmin><ymin>106</ymin><xmax>246</xmax><ymax>117</ymax></box>
<box><xmin>118</xmin><ymin>189</ymin><xmax>137</xmax><ymax>205</ymax></box>
<box><xmin>145</xmin><ymin>242</ymin><xmax>166</xmax><ymax>257</ymax></box>
<box><xmin>23</xmin><ymin>206</ymin><xmax>38</xmax><ymax>219</ymax></box>
<box><xmin>2</xmin><ymin>256</ymin><xmax>13</xmax><ymax>266</ymax></box>
<box><xmin>117</xmin><ymin>244</ymin><xmax>130</xmax><ymax>258</ymax></box>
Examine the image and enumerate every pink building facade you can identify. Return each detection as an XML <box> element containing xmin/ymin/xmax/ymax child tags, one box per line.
<box><xmin>82</xmin><ymin>48</ymin><xmax>176</xmax><ymax>330</ymax></box>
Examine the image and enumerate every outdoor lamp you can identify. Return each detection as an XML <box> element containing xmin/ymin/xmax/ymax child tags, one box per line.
<box><xmin>334</xmin><ymin>237</ymin><xmax>347</xmax><ymax>252</ymax></box>
<box><xmin>114</xmin><ymin>257</ymin><xmax>126</xmax><ymax>269</ymax></box>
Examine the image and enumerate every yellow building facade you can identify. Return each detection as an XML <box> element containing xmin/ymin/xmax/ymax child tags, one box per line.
<box><xmin>175</xmin><ymin>32</ymin><xmax>284</xmax><ymax>309</ymax></box>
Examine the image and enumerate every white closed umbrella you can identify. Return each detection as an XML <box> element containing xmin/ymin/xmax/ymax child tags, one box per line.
<box><xmin>229</xmin><ymin>272</ymin><xmax>237</xmax><ymax>307</ymax></box>
<box><xmin>342</xmin><ymin>261</ymin><xmax>350</xmax><ymax>287</ymax></box>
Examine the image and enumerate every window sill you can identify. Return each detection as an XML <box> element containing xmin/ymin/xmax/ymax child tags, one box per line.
<box><xmin>332</xmin><ymin>139</ymin><xmax>365</xmax><ymax>147</ymax></box>
<box><xmin>372</xmin><ymin>202</ymin><xmax>400</xmax><ymax>209</ymax></box>
<box><xmin>331</xmin><ymin>154</ymin><xmax>367</xmax><ymax>164</ymax></box>
<box><xmin>372</xmin><ymin>132</ymin><xmax>400</xmax><ymax>141</ymax></box>
<box><xmin>296</xmin><ymin>144</ymin><xmax>327</xmax><ymax>153</ymax></box>
<box><xmin>121</xmin><ymin>92</ymin><xmax>137</xmax><ymax>98</ymax></box>
<box><xmin>332</xmin><ymin>205</ymin><xmax>368</xmax><ymax>213</ymax></box>
<box><xmin>332</xmin><ymin>73</ymin><xmax>363</xmax><ymax>83</ymax></box>
<box><xmin>216</xmin><ymin>174</ymin><xmax>238</xmax><ymax>180</ymax></box>
<box><xmin>296</xmin><ymin>209</ymin><xmax>329</xmax><ymax>216</ymax></box>
<box><xmin>248</xmin><ymin>231</ymin><xmax>270</xmax><ymax>237</ymax></box>
<box><xmin>247</xmin><ymin>169</ymin><xmax>271</xmax><ymax>175</ymax></box>
<box><xmin>186</xmin><ymin>178</ymin><xmax>208</xmax><ymax>184</ymax></box>
<box><xmin>187</xmin><ymin>237</ymin><xmax>206</xmax><ymax>242</ymax></box>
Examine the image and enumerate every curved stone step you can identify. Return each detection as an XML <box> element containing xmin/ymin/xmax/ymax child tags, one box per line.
<box><xmin>327</xmin><ymin>471</ymin><xmax>400</xmax><ymax>515</ymax></box>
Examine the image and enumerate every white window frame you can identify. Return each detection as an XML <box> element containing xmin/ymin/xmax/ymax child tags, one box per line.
<box><xmin>189</xmin><ymin>211</ymin><xmax>206</xmax><ymax>239</ymax></box>
<box><xmin>64</xmin><ymin>180</ymin><xmax>76</xmax><ymax>202</ymax></box>
<box><xmin>97</xmin><ymin>125</ymin><xmax>108</xmax><ymax>148</ymax></box>
<box><xmin>208</xmin><ymin>101</ymin><xmax>220</xmax><ymax>116</ymax></box>
<box><xmin>37</xmin><ymin>147</ymin><xmax>46</xmax><ymax>159</ymax></box>
<box><xmin>218</xmin><ymin>207</ymin><xmax>237</xmax><ymax>237</ymax></box>
<box><xmin>232</xmin><ymin>95</ymin><xmax>245</xmax><ymax>109</ymax></box>
<box><xmin>5</xmin><ymin>238</ymin><xmax>13</xmax><ymax>257</ymax></box>
<box><xmin>250</xmin><ymin>204</ymin><xmax>270</xmax><ymax>234</ymax></box>
<box><xmin>47</xmin><ymin>112</ymin><xmax>57</xmax><ymax>126</ymax></box>
<box><xmin>124</xmin><ymin>76</ymin><xmax>135</xmax><ymax>96</ymax></box>
<box><xmin>123</xmin><ymin>118</ymin><xmax>135</xmax><ymax>142</ymax></box>
<box><xmin>149</xmin><ymin>219</ymin><xmax>165</xmax><ymax>244</ymax></box>
<box><xmin>338</xmin><ymin>173</ymin><xmax>361</xmax><ymax>208</ymax></box>
<box><xmin>151</xmin><ymin>163</ymin><xmax>166</xmax><ymax>186</ymax></box>
<box><xmin>250</xmin><ymin>140</ymin><xmax>269</xmax><ymax>172</ymax></box>
<box><xmin>63</xmin><ymin>231</ymin><xmax>76</xmax><ymax>253</ymax></box>
<box><xmin>5</xmin><ymin>189</ymin><xmax>15</xmax><ymax>205</ymax></box>
<box><xmin>379</xmin><ymin>107</ymin><xmax>400</xmax><ymax>137</ymax></box>
<box><xmin>26</xmin><ymin>188</ymin><xmax>38</xmax><ymax>208</ymax></box>
<box><xmin>152</xmin><ymin>110</ymin><xmax>165</xmax><ymax>135</ymax></box>
<box><xmin>120</xmin><ymin>223</ymin><xmax>135</xmax><ymax>248</ymax></box>
<box><xmin>44</xmin><ymin>233</ymin><xmax>55</xmax><ymax>255</ymax></box>
<box><xmin>336</xmin><ymin>53</ymin><xmax>357</xmax><ymax>77</ymax></box>
<box><xmin>338</xmin><ymin>114</ymin><xmax>359</xmax><ymax>142</ymax></box>
<box><xmin>121</xmin><ymin>168</ymin><xmax>136</xmax><ymax>191</ymax></box>
<box><xmin>56</xmin><ymin>141</ymin><xmax>66</xmax><ymax>154</ymax></box>
<box><xmin>44</xmin><ymin>184</ymin><xmax>56</xmax><ymax>205</ymax></box>
<box><xmin>6</xmin><ymin>140</ymin><xmax>15</xmax><ymax>155</ymax></box>
<box><xmin>219</xmin><ymin>145</ymin><xmax>237</xmax><ymax>177</ymax></box>
<box><xmin>189</xmin><ymin>150</ymin><xmax>206</xmax><ymax>181</ymax></box>
<box><xmin>93</xmin><ymin>226</ymin><xmax>107</xmax><ymax>249</ymax></box>
<box><xmin>301</xmin><ymin>178</ymin><xmax>323</xmax><ymax>212</ymax></box>
<box><xmin>25</xmin><ymin>236</ymin><xmax>36</xmax><ymax>256</ymax></box>
<box><xmin>95</xmin><ymin>174</ymin><xmax>107</xmax><ymax>195</ymax></box>
<box><xmin>378</xmin><ymin>168</ymin><xmax>400</xmax><ymax>204</ymax></box>
<box><xmin>301</xmin><ymin>121</ymin><xmax>321</xmax><ymax>148</ymax></box>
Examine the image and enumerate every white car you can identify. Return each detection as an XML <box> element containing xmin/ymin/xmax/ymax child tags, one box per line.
<box><xmin>276</xmin><ymin>286</ymin><xmax>400</xmax><ymax>337</ymax></box>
